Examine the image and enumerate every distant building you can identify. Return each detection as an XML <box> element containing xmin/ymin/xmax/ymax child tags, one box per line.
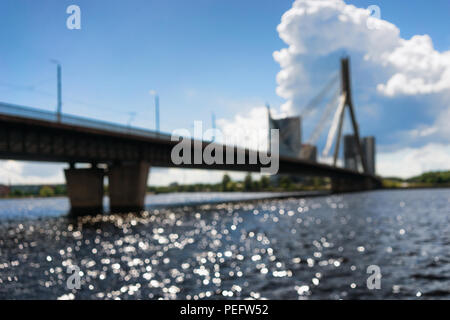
<box><xmin>268</xmin><ymin>110</ymin><xmax>302</xmax><ymax>158</ymax></box>
<box><xmin>362</xmin><ymin>136</ymin><xmax>376</xmax><ymax>175</ymax></box>
<box><xmin>344</xmin><ymin>134</ymin><xmax>376</xmax><ymax>174</ymax></box>
<box><xmin>299</xmin><ymin>144</ymin><xmax>317</xmax><ymax>162</ymax></box>
<box><xmin>0</xmin><ymin>185</ymin><xmax>10</xmax><ymax>197</ymax></box>
<box><xmin>267</xmin><ymin>109</ymin><xmax>305</xmax><ymax>186</ymax></box>
<box><xmin>344</xmin><ymin>135</ymin><xmax>358</xmax><ymax>171</ymax></box>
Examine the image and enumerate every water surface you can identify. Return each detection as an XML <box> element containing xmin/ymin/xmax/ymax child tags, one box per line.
<box><xmin>0</xmin><ymin>189</ymin><xmax>449</xmax><ymax>299</ymax></box>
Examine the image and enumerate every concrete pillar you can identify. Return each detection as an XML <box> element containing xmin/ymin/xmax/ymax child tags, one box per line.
<box><xmin>65</xmin><ymin>168</ymin><xmax>105</xmax><ymax>215</ymax></box>
<box><xmin>331</xmin><ymin>177</ymin><xmax>354</xmax><ymax>193</ymax></box>
<box><xmin>331</xmin><ymin>176</ymin><xmax>379</xmax><ymax>193</ymax></box>
<box><xmin>108</xmin><ymin>161</ymin><xmax>150</xmax><ymax>213</ymax></box>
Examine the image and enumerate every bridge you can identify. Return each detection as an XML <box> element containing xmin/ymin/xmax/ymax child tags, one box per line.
<box><xmin>0</xmin><ymin>58</ymin><xmax>381</xmax><ymax>214</ymax></box>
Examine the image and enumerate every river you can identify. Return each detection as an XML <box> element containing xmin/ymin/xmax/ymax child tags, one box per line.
<box><xmin>0</xmin><ymin>189</ymin><xmax>448</xmax><ymax>299</ymax></box>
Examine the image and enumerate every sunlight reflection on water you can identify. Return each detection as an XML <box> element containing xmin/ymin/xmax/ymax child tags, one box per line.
<box><xmin>0</xmin><ymin>189</ymin><xmax>449</xmax><ymax>299</ymax></box>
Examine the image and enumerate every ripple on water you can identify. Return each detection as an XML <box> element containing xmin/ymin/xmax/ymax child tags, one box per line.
<box><xmin>0</xmin><ymin>189</ymin><xmax>449</xmax><ymax>299</ymax></box>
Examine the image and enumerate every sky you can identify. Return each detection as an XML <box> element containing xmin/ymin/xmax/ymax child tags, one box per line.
<box><xmin>1</xmin><ymin>0</ymin><xmax>450</xmax><ymax>185</ymax></box>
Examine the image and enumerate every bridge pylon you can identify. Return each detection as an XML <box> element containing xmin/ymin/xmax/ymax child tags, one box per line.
<box><xmin>322</xmin><ymin>57</ymin><xmax>369</xmax><ymax>175</ymax></box>
<box><xmin>334</xmin><ymin>57</ymin><xmax>368</xmax><ymax>173</ymax></box>
<box><xmin>325</xmin><ymin>57</ymin><xmax>379</xmax><ymax>193</ymax></box>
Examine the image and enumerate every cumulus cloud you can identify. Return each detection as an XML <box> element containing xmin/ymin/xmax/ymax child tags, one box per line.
<box><xmin>377</xmin><ymin>143</ymin><xmax>450</xmax><ymax>178</ymax></box>
<box><xmin>217</xmin><ymin>105</ymin><xmax>285</xmax><ymax>152</ymax></box>
<box><xmin>377</xmin><ymin>35</ymin><xmax>450</xmax><ymax>96</ymax></box>
<box><xmin>0</xmin><ymin>161</ymin><xmax>65</xmax><ymax>185</ymax></box>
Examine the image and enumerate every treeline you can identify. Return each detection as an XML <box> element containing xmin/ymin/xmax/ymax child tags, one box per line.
<box><xmin>1</xmin><ymin>174</ymin><xmax>329</xmax><ymax>198</ymax></box>
<box><xmin>407</xmin><ymin>171</ymin><xmax>450</xmax><ymax>184</ymax></box>
<box><xmin>7</xmin><ymin>185</ymin><xmax>67</xmax><ymax>198</ymax></box>
<box><xmin>383</xmin><ymin>170</ymin><xmax>450</xmax><ymax>188</ymax></box>
<box><xmin>148</xmin><ymin>173</ymin><xmax>329</xmax><ymax>194</ymax></box>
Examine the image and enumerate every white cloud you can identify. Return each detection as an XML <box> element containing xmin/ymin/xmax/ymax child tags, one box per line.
<box><xmin>377</xmin><ymin>143</ymin><xmax>450</xmax><ymax>178</ymax></box>
<box><xmin>217</xmin><ymin>105</ymin><xmax>277</xmax><ymax>151</ymax></box>
<box><xmin>434</xmin><ymin>104</ymin><xmax>450</xmax><ymax>140</ymax></box>
<box><xmin>377</xmin><ymin>35</ymin><xmax>450</xmax><ymax>96</ymax></box>
<box><xmin>0</xmin><ymin>161</ymin><xmax>65</xmax><ymax>185</ymax></box>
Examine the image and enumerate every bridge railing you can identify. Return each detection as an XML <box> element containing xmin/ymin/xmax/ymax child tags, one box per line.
<box><xmin>0</xmin><ymin>102</ymin><xmax>172</xmax><ymax>141</ymax></box>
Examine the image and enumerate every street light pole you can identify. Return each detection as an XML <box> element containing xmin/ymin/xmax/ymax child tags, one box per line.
<box><xmin>51</xmin><ymin>60</ymin><xmax>62</xmax><ymax>122</ymax></box>
<box><xmin>155</xmin><ymin>94</ymin><xmax>160</xmax><ymax>133</ymax></box>
<box><xmin>211</xmin><ymin>112</ymin><xmax>216</xmax><ymax>142</ymax></box>
<box><xmin>57</xmin><ymin>63</ymin><xmax>62</xmax><ymax>121</ymax></box>
<box><xmin>150</xmin><ymin>90</ymin><xmax>160</xmax><ymax>133</ymax></box>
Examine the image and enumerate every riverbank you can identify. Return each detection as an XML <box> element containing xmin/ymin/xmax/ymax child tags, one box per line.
<box><xmin>383</xmin><ymin>185</ymin><xmax>450</xmax><ymax>190</ymax></box>
<box><xmin>0</xmin><ymin>189</ymin><xmax>331</xmax><ymax>200</ymax></box>
<box><xmin>0</xmin><ymin>173</ymin><xmax>330</xmax><ymax>199</ymax></box>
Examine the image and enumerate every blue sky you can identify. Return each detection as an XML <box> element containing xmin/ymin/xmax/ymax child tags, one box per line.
<box><xmin>0</xmin><ymin>0</ymin><xmax>293</xmax><ymax>130</ymax></box>
<box><xmin>1</xmin><ymin>0</ymin><xmax>450</xmax><ymax>184</ymax></box>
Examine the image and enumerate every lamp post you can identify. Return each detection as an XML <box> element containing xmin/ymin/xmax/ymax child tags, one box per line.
<box><xmin>149</xmin><ymin>90</ymin><xmax>159</xmax><ymax>133</ymax></box>
<box><xmin>50</xmin><ymin>59</ymin><xmax>62</xmax><ymax>122</ymax></box>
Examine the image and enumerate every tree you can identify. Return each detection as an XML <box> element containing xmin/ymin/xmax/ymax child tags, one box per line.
<box><xmin>244</xmin><ymin>173</ymin><xmax>253</xmax><ymax>191</ymax></box>
<box><xmin>260</xmin><ymin>175</ymin><xmax>270</xmax><ymax>190</ymax></box>
<box><xmin>226</xmin><ymin>181</ymin><xmax>238</xmax><ymax>192</ymax></box>
<box><xmin>12</xmin><ymin>189</ymin><xmax>24</xmax><ymax>197</ymax></box>
<box><xmin>222</xmin><ymin>174</ymin><xmax>231</xmax><ymax>191</ymax></box>
<box><xmin>252</xmin><ymin>180</ymin><xmax>261</xmax><ymax>191</ymax></box>
<box><xmin>54</xmin><ymin>185</ymin><xmax>66</xmax><ymax>195</ymax></box>
<box><xmin>39</xmin><ymin>186</ymin><xmax>55</xmax><ymax>197</ymax></box>
<box><xmin>280</xmin><ymin>175</ymin><xmax>293</xmax><ymax>190</ymax></box>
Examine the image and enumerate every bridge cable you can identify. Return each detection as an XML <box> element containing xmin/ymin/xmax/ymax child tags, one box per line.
<box><xmin>307</xmin><ymin>87</ymin><xmax>341</xmax><ymax>145</ymax></box>
<box><xmin>300</xmin><ymin>71</ymin><xmax>339</xmax><ymax>118</ymax></box>
<box><xmin>322</xmin><ymin>92</ymin><xmax>346</xmax><ymax>158</ymax></box>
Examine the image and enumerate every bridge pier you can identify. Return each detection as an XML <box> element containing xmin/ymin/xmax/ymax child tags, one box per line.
<box><xmin>64</xmin><ymin>167</ymin><xmax>105</xmax><ymax>215</ymax></box>
<box><xmin>331</xmin><ymin>176</ymin><xmax>380</xmax><ymax>193</ymax></box>
<box><xmin>108</xmin><ymin>161</ymin><xmax>150</xmax><ymax>213</ymax></box>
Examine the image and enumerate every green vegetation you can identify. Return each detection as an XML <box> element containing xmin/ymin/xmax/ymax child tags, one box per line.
<box><xmin>408</xmin><ymin>171</ymin><xmax>450</xmax><ymax>184</ymax></box>
<box><xmin>11</xmin><ymin>189</ymin><xmax>25</xmax><ymax>197</ymax></box>
<box><xmin>383</xmin><ymin>170</ymin><xmax>450</xmax><ymax>189</ymax></box>
<box><xmin>148</xmin><ymin>173</ymin><xmax>330</xmax><ymax>194</ymax></box>
<box><xmin>1</xmin><ymin>184</ymin><xmax>67</xmax><ymax>198</ymax></box>
<box><xmin>260</xmin><ymin>175</ymin><xmax>270</xmax><ymax>189</ymax></box>
<box><xmin>39</xmin><ymin>186</ymin><xmax>55</xmax><ymax>197</ymax></box>
<box><xmin>382</xmin><ymin>179</ymin><xmax>404</xmax><ymax>189</ymax></box>
<box><xmin>244</xmin><ymin>173</ymin><xmax>253</xmax><ymax>191</ymax></box>
<box><xmin>4</xmin><ymin>170</ymin><xmax>447</xmax><ymax>199</ymax></box>
<box><xmin>53</xmin><ymin>185</ymin><xmax>67</xmax><ymax>196</ymax></box>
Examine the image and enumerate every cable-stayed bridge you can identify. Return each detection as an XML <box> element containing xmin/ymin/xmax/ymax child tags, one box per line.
<box><xmin>0</xmin><ymin>57</ymin><xmax>381</xmax><ymax>214</ymax></box>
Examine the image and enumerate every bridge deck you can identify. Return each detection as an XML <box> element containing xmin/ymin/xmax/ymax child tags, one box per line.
<box><xmin>0</xmin><ymin>102</ymin><xmax>380</xmax><ymax>184</ymax></box>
